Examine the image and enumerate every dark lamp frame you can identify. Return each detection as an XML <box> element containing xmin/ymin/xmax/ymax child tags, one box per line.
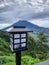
<box><xmin>10</xmin><ymin>32</ymin><xmax>27</xmax><ymax>53</ymax></box>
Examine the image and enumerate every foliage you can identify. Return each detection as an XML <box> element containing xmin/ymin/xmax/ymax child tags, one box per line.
<box><xmin>21</xmin><ymin>55</ymin><xmax>40</xmax><ymax>65</ymax></box>
<box><xmin>0</xmin><ymin>38</ymin><xmax>12</xmax><ymax>56</ymax></box>
<box><xmin>4</xmin><ymin>62</ymin><xmax>15</xmax><ymax>65</ymax></box>
<box><xmin>0</xmin><ymin>31</ymin><xmax>9</xmax><ymax>42</ymax></box>
<box><xmin>0</xmin><ymin>55</ymin><xmax>40</xmax><ymax>65</ymax></box>
<box><xmin>38</xmin><ymin>32</ymin><xmax>48</xmax><ymax>43</ymax></box>
<box><xmin>0</xmin><ymin>56</ymin><xmax>15</xmax><ymax>64</ymax></box>
<box><xmin>26</xmin><ymin>32</ymin><xmax>49</xmax><ymax>60</ymax></box>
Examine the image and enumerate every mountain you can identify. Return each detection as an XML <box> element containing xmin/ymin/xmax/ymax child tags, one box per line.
<box><xmin>13</xmin><ymin>20</ymin><xmax>49</xmax><ymax>34</ymax></box>
<box><xmin>2</xmin><ymin>20</ymin><xmax>49</xmax><ymax>35</ymax></box>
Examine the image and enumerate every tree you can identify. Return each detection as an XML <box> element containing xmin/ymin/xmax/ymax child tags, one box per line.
<box><xmin>37</xmin><ymin>32</ymin><xmax>48</xmax><ymax>43</ymax></box>
<box><xmin>27</xmin><ymin>32</ymin><xmax>49</xmax><ymax>60</ymax></box>
<box><xmin>36</xmin><ymin>32</ymin><xmax>49</xmax><ymax>60</ymax></box>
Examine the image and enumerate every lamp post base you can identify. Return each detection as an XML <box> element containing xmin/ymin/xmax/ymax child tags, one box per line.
<box><xmin>16</xmin><ymin>51</ymin><xmax>21</xmax><ymax>65</ymax></box>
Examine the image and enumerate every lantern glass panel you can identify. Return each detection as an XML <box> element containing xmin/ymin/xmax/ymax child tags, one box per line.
<box><xmin>21</xmin><ymin>43</ymin><xmax>26</xmax><ymax>47</ymax></box>
<box><xmin>14</xmin><ymin>39</ymin><xmax>20</xmax><ymax>44</ymax></box>
<box><xmin>14</xmin><ymin>34</ymin><xmax>20</xmax><ymax>38</ymax></box>
<box><xmin>21</xmin><ymin>33</ymin><xmax>26</xmax><ymax>38</ymax></box>
<box><xmin>14</xmin><ymin>44</ymin><xmax>20</xmax><ymax>49</ymax></box>
<box><xmin>21</xmin><ymin>38</ymin><xmax>26</xmax><ymax>43</ymax></box>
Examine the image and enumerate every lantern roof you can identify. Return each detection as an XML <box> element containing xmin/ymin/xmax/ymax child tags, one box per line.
<box><xmin>4</xmin><ymin>26</ymin><xmax>33</xmax><ymax>33</ymax></box>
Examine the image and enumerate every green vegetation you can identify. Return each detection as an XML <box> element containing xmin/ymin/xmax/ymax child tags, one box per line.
<box><xmin>0</xmin><ymin>31</ymin><xmax>49</xmax><ymax>65</ymax></box>
<box><xmin>21</xmin><ymin>55</ymin><xmax>40</xmax><ymax>65</ymax></box>
<box><xmin>25</xmin><ymin>32</ymin><xmax>49</xmax><ymax>60</ymax></box>
<box><xmin>0</xmin><ymin>31</ymin><xmax>9</xmax><ymax>42</ymax></box>
<box><xmin>38</xmin><ymin>32</ymin><xmax>48</xmax><ymax>43</ymax></box>
<box><xmin>0</xmin><ymin>38</ymin><xmax>12</xmax><ymax>56</ymax></box>
<box><xmin>0</xmin><ymin>55</ymin><xmax>40</xmax><ymax>65</ymax></box>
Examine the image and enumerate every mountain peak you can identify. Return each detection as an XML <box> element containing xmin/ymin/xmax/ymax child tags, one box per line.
<box><xmin>13</xmin><ymin>20</ymin><xmax>38</xmax><ymax>28</ymax></box>
<box><xmin>13</xmin><ymin>20</ymin><xmax>30</xmax><ymax>26</ymax></box>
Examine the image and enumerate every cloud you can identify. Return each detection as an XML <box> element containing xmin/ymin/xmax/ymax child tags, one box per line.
<box><xmin>0</xmin><ymin>23</ymin><xmax>11</xmax><ymax>29</ymax></box>
<box><xmin>0</xmin><ymin>19</ymin><xmax>19</xmax><ymax>29</ymax></box>
<box><xmin>0</xmin><ymin>0</ymin><xmax>49</xmax><ymax>25</ymax></box>
<box><xmin>31</xmin><ymin>18</ymin><xmax>49</xmax><ymax>28</ymax></box>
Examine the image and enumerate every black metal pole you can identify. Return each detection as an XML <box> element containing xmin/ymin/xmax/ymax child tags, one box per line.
<box><xmin>16</xmin><ymin>51</ymin><xmax>21</xmax><ymax>65</ymax></box>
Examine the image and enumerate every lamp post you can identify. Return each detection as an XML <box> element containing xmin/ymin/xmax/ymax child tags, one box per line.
<box><xmin>6</xmin><ymin>26</ymin><xmax>32</xmax><ymax>65</ymax></box>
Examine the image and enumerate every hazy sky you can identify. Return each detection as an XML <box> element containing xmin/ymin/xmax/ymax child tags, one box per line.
<box><xmin>0</xmin><ymin>0</ymin><xmax>49</xmax><ymax>29</ymax></box>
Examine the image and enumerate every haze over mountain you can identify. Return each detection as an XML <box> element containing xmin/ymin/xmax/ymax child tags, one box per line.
<box><xmin>2</xmin><ymin>20</ymin><xmax>49</xmax><ymax>35</ymax></box>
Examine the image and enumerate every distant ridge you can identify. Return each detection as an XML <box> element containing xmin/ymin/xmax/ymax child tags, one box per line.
<box><xmin>2</xmin><ymin>20</ymin><xmax>49</xmax><ymax>34</ymax></box>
